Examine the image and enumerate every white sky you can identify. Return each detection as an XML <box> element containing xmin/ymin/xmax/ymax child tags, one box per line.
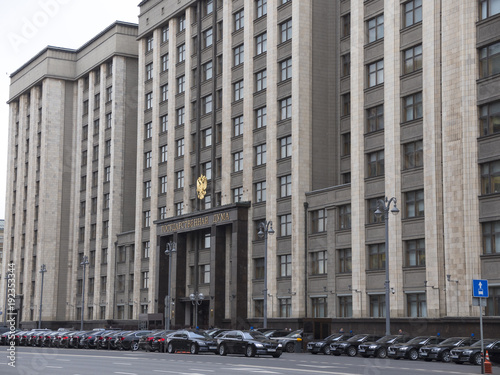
<box><xmin>0</xmin><ymin>0</ymin><xmax>140</xmax><ymax>220</ymax></box>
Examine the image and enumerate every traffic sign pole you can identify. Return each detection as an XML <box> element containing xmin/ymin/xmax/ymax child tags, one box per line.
<box><xmin>473</xmin><ymin>279</ymin><xmax>488</xmax><ymax>375</ymax></box>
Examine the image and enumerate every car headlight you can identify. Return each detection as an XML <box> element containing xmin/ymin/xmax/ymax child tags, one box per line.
<box><xmin>431</xmin><ymin>348</ymin><xmax>439</xmax><ymax>353</ymax></box>
<box><xmin>315</xmin><ymin>342</ymin><xmax>324</xmax><ymax>347</ymax></box>
<box><xmin>463</xmin><ymin>350</ymin><xmax>472</xmax><ymax>355</ymax></box>
<box><xmin>277</xmin><ymin>343</ymin><xmax>282</xmax><ymax>348</ymax></box>
<box><xmin>399</xmin><ymin>347</ymin><xmax>408</xmax><ymax>351</ymax></box>
<box><xmin>369</xmin><ymin>345</ymin><xmax>378</xmax><ymax>349</ymax></box>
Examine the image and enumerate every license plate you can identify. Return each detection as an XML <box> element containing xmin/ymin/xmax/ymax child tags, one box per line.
<box><xmin>268</xmin><ymin>349</ymin><xmax>276</xmax><ymax>352</ymax></box>
<box><xmin>358</xmin><ymin>349</ymin><xmax>365</xmax><ymax>352</ymax></box>
<box><xmin>388</xmin><ymin>350</ymin><xmax>395</xmax><ymax>354</ymax></box>
<box><xmin>420</xmin><ymin>353</ymin><xmax>427</xmax><ymax>357</ymax></box>
<box><xmin>209</xmin><ymin>346</ymin><xmax>216</xmax><ymax>350</ymax></box>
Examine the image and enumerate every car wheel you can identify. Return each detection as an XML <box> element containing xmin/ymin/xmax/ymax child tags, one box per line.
<box><xmin>285</xmin><ymin>342</ymin><xmax>295</xmax><ymax>353</ymax></box>
<box><xmin>409</xmin><ymin>349</ymin><xmax>419</xmax><ymax>361</ymax></box>
<box><xmin>132</xmin><ymin>342</ymin><xmax>139</xmax><ymax>351</ymax></box>
<box><xmin>472</xmin><ymin>352</ymin><xmax>482</xmax><ymax>366</ymax></box>
<box><xmin>323</xmin><ymin>345</ymin><xmax>331</xmax><ymax>355</ymax></box>
<box><xmin>167</xmin><ymin>343</ymin><xmax>174</xmax><ymax>354</ymax></box>
<box><xmin>219</xmin><ymin>344</ymin><xmax>227</xmax><ymax>356</ymax></box>
<box><xmin>377</xmin><ymin>347</ymin><xmax>387</xmax><ymax>359</ymax></box>
<box><xmin>190</xmin><ymin>343</ymin><xmax>198</xmax><ymax>355</ymax></box>
<box><xmin>440</xmin><ymin>350</ymin><xmax>451</xmax><ymax>363</ymax></box>
<box><xmin>245</xmin><ymin>345</ymin><xmax>255</xmax><ymax>357</ymax></box>
<box><xmin>347</xmin><ymin>346</ymin><xmax>357</xmax><ymax>357</ymax></box>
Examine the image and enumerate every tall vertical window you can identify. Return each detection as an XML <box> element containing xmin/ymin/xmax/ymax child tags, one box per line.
<box><xmin>338</xmin><ymin>205</ymin><xmax>351</xmax><ymax>230</ymax></box>
<box><xmin>341</xmin><ymin>13</ymin><xmax>350</xmax><ymax>38</ymax></box>
<box><xmin>405</xmin><ymin>239</ymin><xmax>425</xmax><ymax>267</ymax></box>
<box><xmin>233</xmin><ymin>187</ymin><xmax>243</xmax><ymax>202</ymax></box>
<box><xmin>146</xmin><ymin>63</ymin><xmax>153</xmax><ymax>80</ymax></box>
<box><xmin>106</xmin><ymin>113</ymin><xmax>112</xmax><ymax>128</ymax></box>
<box><xmin>176</xmin><ymin>170</ymin><xmax>184</xmax><ymax>188</ymax></box>
<box><xmin>403</xmin><ymin>0</ymin><xmax>422</xmax><ymax>27</ymax></box>
<box><xmin>368</xmin><ymin>243</ymin><xmax>385</xmax><ymax>270</ymax></box>
<box><xmin>204</xmin><ymin>0</ymin><xmax>213</xmax><ymax>15</ymax></box>
<box><xmin>106</xmin><ymin>86</ymin><xmax>113</xmax><ymax>102</ymax></box>
<box><xmin>367</xmin><ymin>14</ymin><xmax>384</xmax><ymax>43</ymax></box>
<box><xmin>233</xmin><ymin>115</ymin><xmax>243</xmax><ymax>137</ymax></box>
<box><xmin>145</xmin><ymin>92</ymin><xmax>153</xmax><ymax>110</ymax></box>
<box><xmin>203</xmin><ymin>28</ymin><xmax>213</xmax><ymax>48</ymax></box>
<box><xmin>481</xmin><ymin>160</ymin><xmax>500</xmax><ymax>195</ymax></box>
<box><xmin>178</xmin><ymin>43</ymin><xmax>186</xmax><ymax>62</ymax></box>
<box><xmin>479</xmin><ymin>42</ymin><xmax>500</xmax><ymax>78</ymax></box>
<box><xmin>162</xmin><ymin>26</ymin><xmax>169</xmax><ymax>43</ymax></box>
<box><xmin>338</xmin><ymin>249</ymin><xmax>352</xmax><ymax>273</ymax></box>
<box><xmin>280</xmin><ymin>135</ymin><xmax>292</xmax><ymax>158</ymax></box>
<box><xmin>254</xmin><ymin>258</ymin><xmax>264</xmax><ymax>279</ymax></box>
<box><xmin>368</xmin><ymin>197</ymin><xmax>385</xmax><ymax>224</ymax></box>
<box><xmin>368</xmin><ymin>60</ymin><xmax>384</xmax><ymax>87</ymax></box>
<box><xmin>161</xmin><ymin>84</ymin><xmax>168</xmax><ymax>102</ymax></box>
<box><xmin>280</xmin><ymin>175</ymin><xmax>292</xmax><ymax>197</ymax></box>
<box><xmin>176</xmin><ymin>138</ymin><xmax>185</xmax><ymax>157</ymax></box>
<box><xmin>341</xmin><ymin>53</ymin><xmax>350</xmax><ymax>77</ymax></box>
<box><xmin>178</xmin><ymin>14</ymin><xmax>186</xmax><ymax>32</ymax></box>
<box><xmin>256</xmin><ymin>0</ymin><xmax>267</xmax><ymax>18</ymax></box>
<box><xmin>202</xmin><ymin>161</ymin><xmax>212</xmax><ymax>180</ymax></box>
<box><xmin>279</xmin><ymin>254</ymin><xmax>292</xmax><ymax>277</ymax></box>
<box><xmin>256</xmin><ymin>32</ymin><xmax>267</xmax><ymax>55</ymax></box>
<box><xmin>234</xmin><ymin>80</ymin><xmax>244</xmax><ymax>101</ymax></box>
<box><xmin>280</xmin><ymin>97</ymin><xmax>292</xmax><ymax>120</ymax></box>
<box><xmin>255</xmin><ymin>144</ymin><xmax>266</xmax><ymax>165</ymax></box>
<box><xmin>202</xmin><ymin>61</ymin><xmax>213</xmax><ymax>81</ymax></box>
<box><xmin>310</xmin><ymin>251</ymin><xmax>327</xmax><ymax>275</ymax></box>
<box><xmin>280</xmin><ymin>214</ymin><xmax>292</xmax><ymax>236</ymax></box>
<box><xmin>403</xmin><ymin>92</ymin><xmax>423</xmax><ymax>122</ymax></box>
<box><xmin>256</xmin><ymin>69</ymin><xmax>267</xmax><ymax>91</ymax></box>
<box><xmin>279</xmin><ymin>298</ymin><xmax>291</xmax><ymax>317</ymax></box>
<box><xmin>233</xmin><ymin>151</ymin><xmax>243</xmax><ymax>172</ymax></box>
<box><xmin>403</xmin><ymin>140</ymin><xmax>423</xmax><ymax>169</ymax></box>
<box><xmin>145</xmin><ymin>122</ymin><xmax>152</xmax><ymax>139</ymax></box>
<box><xmin>146</xmin><ymin>35</ymin><xmax>154</xmax><ymax>52</ymax></box>
<box><xmin>367</xmin><ymin>150</ymin><xmax>385</xmax><ymax>178</ymax></box>
<box><xmin>144</xmin><ymin>151</ymin><xmax>152</xmax><ymax>168</ymax></box>
<box><xmin>311</xmin><ymin>209</ymin><xmax>327</xmax><ymax>233</ymax></box>
<box><xmin>256</xmin><ymin>106</ymin><xmax>267</xmax><ymax>128</ymax></box>
<box><xmin>234</xmin><ymin>9</ymin><xmax>244</xmax><ymax>31</ymax></box>
<box><xmin>370</xmin><ymin>295</ymin><xmax>386</xmax><ymax>317</ymax></box>
<box><xmin>403</xmin><ymin>44</ymin><xmax>423</xmax><ymax>74</ymax></box>
<box><xmin>405</xmin><ymin>189</ymin><xmax>424</xmax><ymax>218</ymax></box>
<box><xmin>234</xmin><ymin>44</ymin><xmax>244</xmax><ymax>66</ymax></box>
<box><xmin>280</xmin><ymin>58</ymin><xmax>292</xmax><ymax>81</ymax></box>
<box><xmin>143</xmin><ymin>210</ymin><xmax>151</xmax><ymax>227</ymax></box>
<box><xmin>143</xmin><ymin>241</ymin><xmax>150</xmax><ymax>259</ymax></box>
<box><xmin>161</xmin><ymin>115</ymin><xmax>168</xmax><ymax>132</ymax></box>
<box><xmin>141</xmin><ymin>271</ymin><xmax>150</xmax><ymax>289</ymax></box>
<box><xmin>341</xmin><ymin>93</ymin><xmax>350</xmax><ymax>116</ymax></box>
<box><xmin>160</xmin><ymin>145</ymin><xmax>168</xmax><ymax>163</ymax></box>
<box><xmin>341</xmin><ymin>133</ymin><xmax>351</xmax><ymax>156</ymax></box>
<box><xmin>338</xmin><ymin>296</ymin><xmax>352</xmax><ymax>317</ymax></box>
<box><xmin>366</xmin><ymin>105</ymin><xmax>384</xmax><ymax>132</ymax></box>
<box><xmin>482</xmin><ymin>220</ymin><xmax>500</xmax><ymax>254</ymax></box>
<box><xmin>159</xmin><ymin>206</ymin><xmax>167</xmax><ymax>220</ymax></box>
<box><xmin>177</xmin><ymin>75</ymin><xmax>185</xmax><ymax>93</ymax></box>
<box><xmin>162</xmin><ymin>54</ymin><xmax>169</xmax><ymax>71</ymax></box>
<box><xmin>407</xmin><ymin>293</ymin><xmax>427</xmax><ymax>317</ymax></box>
<box><xmin>144</xmin><ymin>180</ymin><xmax>151</xmax><ymax>198</ymax></box>
<box><xmin>177</xmin><ymin>107</ymin><xmax>185</xmax><ymax>126</ymax></box>
<box><xmin>203</xmin><ymin>94</ymin><xmax>213</xmax><ymax>114</ymax></box>
<box><xmin>280</xmin><ymin>19</ymin><xmax>292</xmax><ymax>43</ymax></box>
<box><xmin>255</xmin><ymin>181</ymin><xmax>266</xmax><ymax>203</ymax></box>
<box><xmin>202</xmin><ymin>127</ymin><xmax>212</xmax><ymax>147</ymax></box>
<box><xmin>160</xmin><ymin>176</ymin><xmax>167</xmax><ymax>194</ymax></box>
<box><xmin>105</xmin><ymin>166</ymin><xmax>110</xmax><ymax>182</ymax></box>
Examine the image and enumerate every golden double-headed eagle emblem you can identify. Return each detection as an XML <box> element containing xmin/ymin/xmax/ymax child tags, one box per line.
<box><xmin>197</xmin><ymin>175</ymin><xmax>207</xmax><ymax>199</ymax></box>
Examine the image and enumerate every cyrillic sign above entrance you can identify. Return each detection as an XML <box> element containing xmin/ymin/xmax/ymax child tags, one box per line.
<box><xmin>159</xmin><ymin>211</ymin><xmax>231</xmax><ymax>234</ymax></box>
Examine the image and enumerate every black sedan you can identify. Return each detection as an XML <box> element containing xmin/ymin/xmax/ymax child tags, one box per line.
<box><xmin>275</xmin><ymin>329</ymin><xmax>312</xmax><ymax>353</ymax></box>
<box><xmin>115</xmin><ymin>330</ymin><xmax>153</xmax><ymax>351</ymax></box>
<box><xmin>450</xmin><ymin>338</ymin><xmax>500</xmax><ymax>365</ymax></box>
<box><xmin>166</xmin><ymin>330</ymin><xmax>217</xmax><ymax>354</ymax></box>
<box><xmin>307</xmin><ymin>333</ymin><xmax>352</xmax><ymax>355</ymax></box>
<box><xmin>358</xmin><ymin>335</ymin><xmax>412</xmax><ymax>358</ymax></box>
<box><xmin>217</xmin><ymin>330</ymin><xmax>283</xmax><ymax>357</ymax></box>
<box><xmin>418</xmin><ymin>336</ymin><xmax>478</xmax><ymax>363</ymax></box>
<box><xmin>330</xmin><ymin>334</ymin><xmax>382</xmax><ymax>357</ymax></box>
<box><xmin>388</xmin><ymin>336</ymin><xmax>445</xmax><ymax>360</ymax></box>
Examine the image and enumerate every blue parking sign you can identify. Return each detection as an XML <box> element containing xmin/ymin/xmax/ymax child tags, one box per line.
<box><xmin>472</xmin><ymin>279</ymin><xmax>488</xmax><ymax>298</ymax></box>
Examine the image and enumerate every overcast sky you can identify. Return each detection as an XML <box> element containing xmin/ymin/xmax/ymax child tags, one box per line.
<box><xmin>0</xmin><ymin>0</ymin><xmax>140</xmax><ymax>220</ymax></box>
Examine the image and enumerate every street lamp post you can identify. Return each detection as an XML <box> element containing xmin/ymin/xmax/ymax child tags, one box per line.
<box><xmin>258</xmin><ymin>221</ymin><xmax>275</xmax><ymax>329</ymax></box>
<box><xmin>38</xmin><ymin>264</ymin><xmax>47</xmax><ymax>329</ymax></box>
<box><xmin>80</xmin><ymin>255</ymin><xmax>89</xmax><ymax>331</ymax></box>
<box><xmin>164</xmin><ymin>241</ymin><xmax>176</xmax><ymax>330</ymax></box>
<box><xmin>189</xmin><ymin>292</ymin><xmax>204</xmax><ymax>328</ymax></box>
<box><xmin>374</xmin><ymin>197</ymin><xmax>399</xmax><ymax>336</ymax></box>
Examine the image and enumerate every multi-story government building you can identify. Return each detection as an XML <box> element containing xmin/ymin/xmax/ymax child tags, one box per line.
<box><xmin>1</xmin><ymin>0</ymin><xmax>500</xmax><ymax>335</ymax></box>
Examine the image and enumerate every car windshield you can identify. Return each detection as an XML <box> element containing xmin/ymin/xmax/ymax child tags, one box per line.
<box><xmin>187</xmin><ymin>332</ymin><xmax>211</xmax><ymax>339</ymax></box>
<box><xmin>376</xmin><ymin>335</ymin><xmax>397</xmax><ymax>344</ymax></box>
<box><xmin>403</xmin><ymin>336</ymin><xmax>430</xmax><ymax>345</ymax></box>
<box><xmin>347</xmin><ymin>335</ymin><xmax>367</xmax><ymax>342</ymax></box>
<box><xmin>283</xmin><ymin>330</ymin><xmax>302</xmax><ymax>338</ymax></box>
<box><xmin>244</xmin><ymin>331</ymin><xmax>266</xmax><ymax>340</ymax></box>
<box><xmin>467</xmin><ymin>339</ymin><xmax>495</xmax><ymax>348</ymax></box>
<box><xmin>439</xmin><ymin>337</ymin><xmax>463</xmax><ymax>346</ymax></box>
<box><xmin>324</xmin><ymin>334</ymin><xmax>342</xmax><ymax>341</ymax></box>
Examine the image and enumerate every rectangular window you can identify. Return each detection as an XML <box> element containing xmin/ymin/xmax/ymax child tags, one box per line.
<box><xmin>176</xmin><ymin>170</ymin><xmax>184</xmax><ymax>188</ymax></box>
<box><xmin>160</xmin><ymin>145</ymin><xmax>167</xmax><ymax>163</ymax></box>
<box><xmin>254</xmin><ymin>299</ymin><xmax>264</xmax><ymax>317</ymax></box>
<box><xmin>160</xmin><ymin>176</ymin><xmax>167</xmax><ymax>194</ymax></box>
<box><xmin>106</xmin><ymin>86</ymin><xmax>113</xmax><ymax>102</ymax></box>
<box><xmin>367</xmin><ymin>14</ymin><xmax>384</xmax><ymax>43</ymax></box>
<box><xmin>233</xmin><ymin>187</ymin><xmax>243</xmax><ymax>202</ymax></box>
<box><xmin>143</xmin><ymin>210</ymin><xmax>151</xmax><ymax>227</ymax></box>
<box><xmin>162</xmin><ymin>54</ymin><xmax>169</xmax><ymax>71</ymax></box>
<box><xmin>368</xmin><ymin>60</ymin><xmax>384</xmax><ymax>87</ymax></box>
<box><xmin>279</xmin><ymin>254</ymin><xmax>292</xmax><ymax>277</ymax></box>
<box><xmin>280</xmin><ymin>97</ymin><xmax>292</xmax><ymax>120</ymax></box>
<box><xmin>255</xmin><ymin>181</ymin><xmax>266</xmax><ymax>203</ymax></box>
<box><xmin>234</xmin><ymin>44</ymin><xmax>244</xmax><ymax>66</ymax></box>
<box><xmin>338</xmin><ymin>248</ymin><xmax>352</xmax><ymax>273</ymax></box>
<box><xmin>146</xmin><ymin>63</ymin><xmax>153</xmax><ymax>80</ymax></box>
<box><xmin>177</xmin><ymin>75</ymin><xmax>185</xmax><ymax>93</ymax></box>
<box><xmin>338</xmin><ymin>205</ymin><xmax>351</xmax><ymax>230</ymax></box>
<box><xmin>254</xmin><ymin>258</ymin><xmax>264</xmax><ymax>279</ymax></box>
<box><xmin>367</xmin><ymin>150</ymin><xmax>385</xmax><ymax>178</ymax></box>
<box><xmin>366</xmin><ymin>105</ymin><xmax>384</xmax><ymax>132</ymax></box>
<box><xmin>311</xmin><ymin>209</ymin><xmax>327</xmax><ymax>233</ymax></box>
<box><xmin>280</xmin><ymin>174</ymin><xmax>292</xmax><ymax>197</ymax></box>
<box><xmin>403</xmin><ymin>44</ymin><xmax>423</xmax><ymax>74</ymax></box>
<box><xmin>146</xmin><ymin>35</ymin><xmax>154</xmax><ymax>52</ymax></box>
<box><xmin>338</xmin><ymin>296</ymin><xmax>353</xmax><ymax>317</ymax></box>
<box><xmin>405</xmin><ymin>189</ymin><xmax>425</xmax><ymax>218</ymax></box>
<box><xmin>202</xmin><ymin>161</ymin><xmax>212</xmax><ymax>180</ymax></box>
<box><xmin>403</xmin><ymin>92</ymin><xmax>423</xmax><ymax>122</ymax></box>
<box><xmin>279</xmin><ymin>135</ymin><xmax>292</xmax><ymax>159</ymax></box>
<box><xmin>234</xmin><ymin>9</ymin><xmax>244</xmax><ymax>31</ymax></box>
<box><xmin>256</xmin><ymin>32</ymin><xmax>267</xmax><ymax>54</ymax></box>
<box><xmin>176</xmin><ymin>202</ymin><xmax>184</xmax><ymax>216</ymax></box>
<box><xmin>341</xmin><ymin>13</ymin><xmax>350</xmax><ymax>38</ymax></box>
<box><xmin>255</xmin><ymin>144</ymin><xmax>266</xmax><ymax>166</ymax></box>
<box><xmin>368</xmin><ymin>197</ymin><xmax>384</xmax><ymax>224</ymax></box>
<box><xmin>310</xmin><ymin>251</ymin><xmax>327</xmax><ymax>275</ymax></box>
<box><xmin>480</xmin><ymin>101</ymin><xmax>500</xmax><ymax>136</ymax></box>
<box><xmin>407</xmin><ymin>293</ymin><xmax>427</xmax><ymax>317</ymax></box>
<box><xmin>176</xmin><ymin>138</ymin><xmax>185</xmax><ymax>157</ymax></box>
<box><xmin>341</xmin><ymin>133</ymin><xmax>351</xmax><ymax>156</ymax></box>
<box><xmin>256</xmin><ymin>107</ymin><xmax>267</xmax><ymax>128</ymax></box>
<box><xmin>312</xmin><ymin>297</ymin><xmax>327</xmax><ymax>318</ymax></box>
<box><xmin>370</xmin><ymin>295</ymin><xmax>386</xmax><ymax>317</ymax></box>
<box><xmin>94</xmin><ymin>93</ymin><xmax>100</xmax><ymax>109</ymax></box>
<box><xmin>106</xmin><ymin>113</ymin><xmax>112</xmax><ymax>129</ymax></box>
<box><xmin>144</xmin><ymin>180</ymin><xmax>151</xmax><ymax>198</ymax></box>
<box><xmin>161</xmin><ymin>115</ymin><xmax>168</xmax><ymax>132</ymax></box>
<box><xmin>162</xmin><ymin>26</ymin><xmax>169</xmax><ymax>43</ymax></box>
<box><xmin>141</xmin><ymin>271</ymin><xmax>150</xmax><ymax>289</ymax></box>
<box><xmin>234</xmin><ymin>80</ymin><xmax>244</xmax><ymax>101</ymax></box>
<box><xmin>480</xmin><ymin>42</ymin><xmax>500</xmax><ymax>79</ymax></box>
<box><xmin>403</xmin><ymin>0</ymin><xmax>422</xmax><ymax>27</ymax></box>
<box><xmin>202</xmin><ymin>60</ymin><xmax>213</xmax><ymax>81</ymax></box>
<box><xmin>145</xmin><ymin>92</ymin><xmax>153</xmax><ymax>110</ymax></box>
<box><xmin>341</xmin><ymin>53</ymin><xmax>350</xmax><ymax>77</ymax></box>
<box><xmin>105</xmin><ymin>166</ymin><xmax>110</xmax><ymax>182</ymax></box>
<box><xmin>161</xmin><ymin>84</ymin><xmax>168</xmax><ymax>102</ymax></box>
<box><xmin>257</xmin><ymin>0</ymin><xmax>267</xmax><ymax>18</ymax></box>
<box><xmin>143</xmin><ymin>241</ymin><xmax>150</xmax><ymax>258</ymax></box>
<box><xmin>368</xmin><ymin>243</ymin><xmax>385</xmax><ymax>270</ymax></box>
<box><xmin>144</xmin><ymin>151</ymin><xmax>152</xmax><ymax>168</ymax></box>
<box><xmin>280</xmin><ymin>214</ymin><xmax>292</xmax><ymax>236</ymax></box>
<box><xmin>178</xmin><ymin>14</ymin><xmax>186</xmax><ymax>32</ymax></box>
<box><xmin>203</xmin><ymin>28</ymin><xmax>213</xmax><ymax>48</ymax></box>
<box><xmin>279</xmin><ymin>298</ymin><xmax>292</xmax><ymax>317</ymax></box>
<box><xmin>178</xmin><ymin>43</ymin><xmax>186</xmax><ymax>62</ymax></box>
<box><xmin>280</xmin><ymin>19</ymin><xmax>292</xmax><ymax>43</ymax></box>
<box><xmin>233</xmin><ymin>151</ymin><xmax>243</xmax><ymax>172</ymax></box>
<box><xmin>481</xmin><ymin>160</ymin><xmax>500</xmax><ymax>195</ymax></box>
<box><xmin>403</xmin><ymin>140</ymin><xmax>423</xmax><ymax>169</ymax></box>
<box><xmin>341</xmin><ymin>93</ymin><xmax>350</xmax><ymax>116</ymax></box>
<box><xmin>159</xmin><ymin>206</ymin><xmax>167</xmax><ymax>220</ymax></box>
<box><xmin>405</xmin><ymin>239</ymin><xmax>425</xmax><ymax>267</ymax></box>
<box><xmin>145</xmin><ymin>122</ymin><xmax>152</xmax><ymax>139</ymax></box>
<box><xmin>233</xmin><ymin>115</ymin><xmax>243</xmax><ymax>137</ymax></box>
<box><xmin>256</xmin><ymin>69</ymin><xmax>267</xmax><ymax>91</ymax></box>
<box><xmin>177</xmin><ymin>107</ymin><xmax>185</xmax><ymax>126</ymax></box>
<box><xmin>280</xmin><ymin>58</ymin><xmax>292</xmax><ymax>81</ymax></box>
<box><xmin>482</xmin><ymin>220</ymin><xmax>500</xmax><ymax>254</ymax></box>
<box><xmin>203</xmin><ymin>94</ymin><xmax>213</xmax><ymax>114</ymax></box>
<box><xmin>202</xmin><ymin>127</ymin><xmax>212</xmax><ymax>148</ymax></box>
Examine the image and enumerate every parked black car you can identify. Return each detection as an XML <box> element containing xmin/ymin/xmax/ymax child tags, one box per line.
<box><xmin>115</xmin><ymin>330</ymin><xmax>153</xmax><ymax>351</ymax></box>
<box><xmin>330</xmin><ymin>334</ymin><xmax>383</xmax><ymax>357</ymax></box>
<box><xmin>152</xmin><ymin>330</ymin><xmax>175</xmax><ymax>352</ymax></box>
<box><xmin>307</xmin><ymin>333</ymin><xmax>353</xmax><ymax>355</ymax></box>
<box><xmin>138</xmin><ymin>330</ymin><xmax>171</xmax><ymax>352</ymax></box>
<box><xmin>217</xmin><ymin>330</ymin><xmax>283</xmax><ymax>357</ymax></box>
<box><xmin>419</xmin><ymin>336</ymin><xmax>478</xmax><ymax>363</ymax></box>
<box><xmin>450</xmin><ymin>338</ymin><xmax>500</xmax><ymax>365</ymax></box>
<box><xmin>165</xmin><ymin>330</ymin><xmax>217</xmax><ymax>354</ymax></box>
<box><xmin>388</xmin><ymin>336</ymin><xmax>445</xmax><ymax>360</ymax></box>
<box><xmin>275</xmin><ymin>329</ymin><xmax>313</xmax><ymax>353</ymax></box>
<box><xmin>263</xmin><ymin>329</ymin><xmax>291</xmax><ymax>340</ymax></box>
<box><xmin>358</xmin><ymin>335</ymin><xmax>412</xmax><ymax>358</ymax></box>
